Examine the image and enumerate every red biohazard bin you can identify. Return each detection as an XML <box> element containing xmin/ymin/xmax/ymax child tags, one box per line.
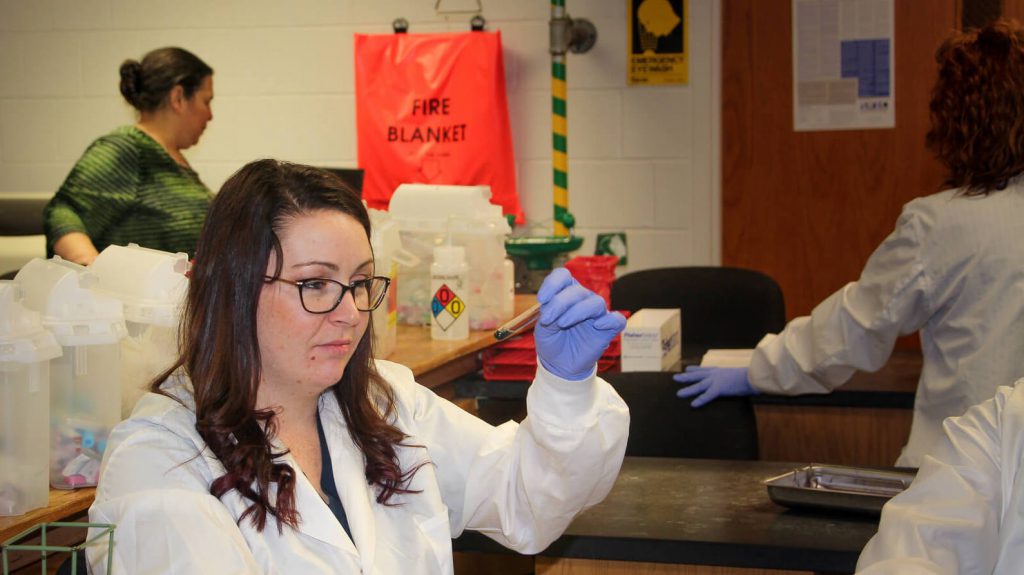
<box><xmin>564</xmin><ymin>255</ymin><xmax>619</xmax><ymax>308</ymax></box>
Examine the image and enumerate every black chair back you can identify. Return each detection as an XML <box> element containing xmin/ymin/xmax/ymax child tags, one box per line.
<box><xmin>0</xmin><ymin>194</ymin><xmax>48</xmax><ymax>237</ymax></box>
<box><xmin>319</xmin><ymin>167</ymin><xmax>365</xmax><ymax>195</ymax></box>
<box><xmin>611</xmin><ymin>266</ymin><xmax>786</xmax><ymax>359</ymax></box>
<box><xmin>0</xmin><ymin>193</ymin><xmax>49</xmax><ymax>278</ymax></box>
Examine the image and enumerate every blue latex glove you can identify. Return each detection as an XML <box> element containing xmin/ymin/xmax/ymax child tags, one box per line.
<box><xmin>673</xmin><ymin>366</ymin><xmax>757</xmax><ymax>408</ymax></box>
<box><xmin>534</xmin><ymin>268</ymin><xmax>627</xmax><ymax>381</ymax></box>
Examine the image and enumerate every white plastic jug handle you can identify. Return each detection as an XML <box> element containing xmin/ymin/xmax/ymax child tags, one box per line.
<box><xmin>391</xmin><ymin>248</ymin><xmax>421</xmax><ymax>268</ymax></box>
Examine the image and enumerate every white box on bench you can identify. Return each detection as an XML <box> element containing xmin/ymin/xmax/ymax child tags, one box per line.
<box><xmin>621</xmin><ymin>308</ymin><xmax>681</xmax><ymax>372</ymax></box>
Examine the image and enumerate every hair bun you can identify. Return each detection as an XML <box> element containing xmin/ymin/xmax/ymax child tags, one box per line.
<box><xmin>118</xmin><ymin>60</ymin><xmax>144</xmax><ymax>107</ymax></box>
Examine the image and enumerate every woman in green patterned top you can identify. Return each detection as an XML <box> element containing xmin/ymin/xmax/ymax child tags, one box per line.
<box><xmin>45</xmin><ymin>47</ymin><xmax>215</xmax><ymax>265</ymax></box>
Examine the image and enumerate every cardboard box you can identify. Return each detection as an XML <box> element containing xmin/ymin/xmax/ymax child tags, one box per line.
<box><xmin>621</xmin><ymin>308</ymin><xmax>682</xmax><ymax>372</ymax></box>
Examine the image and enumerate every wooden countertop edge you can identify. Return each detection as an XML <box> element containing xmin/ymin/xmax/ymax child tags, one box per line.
<box><xmin>0</xmin><ymin>488</ymin><xmax>95</xmax><ymax>543</ymax></box>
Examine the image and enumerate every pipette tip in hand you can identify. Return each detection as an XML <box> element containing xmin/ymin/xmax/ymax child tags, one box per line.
<box><xmin>494</xmin><ymin>302</ymin><xmax>541</xmax><ymax>341</ymax></box>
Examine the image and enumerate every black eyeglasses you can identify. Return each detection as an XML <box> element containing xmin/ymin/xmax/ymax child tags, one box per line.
<box><xmin>264</xmin><ymin>276</ymin><xmax>390</xmax><ymax>314</ymax></box>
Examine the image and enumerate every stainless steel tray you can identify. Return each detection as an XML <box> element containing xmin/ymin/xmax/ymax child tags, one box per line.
<box><xmin>763</xmin><ymin>464</ymin><xmax>916</xmax><ymax>514</ymax></box>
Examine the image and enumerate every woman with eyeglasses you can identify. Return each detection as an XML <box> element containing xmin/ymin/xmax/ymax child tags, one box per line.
<box><xmin>84</xmin><ymin>159</ymin><xmax>629</xmax><ymax>574</ymax></box>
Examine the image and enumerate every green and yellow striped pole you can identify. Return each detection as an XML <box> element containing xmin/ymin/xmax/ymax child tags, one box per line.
<box><xmin>552</xmin><ymin>0</ymin><xmax>570</xmax><ymax>237</ymax></box>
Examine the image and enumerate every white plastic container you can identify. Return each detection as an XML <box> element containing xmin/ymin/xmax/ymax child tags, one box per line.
<box><xmin>430</xmin><ymin>245</ymin><xmax>470</xmax><ymax>340</ymax></box>
<box><xmin>0</xmin><ymin>281</ymin><xmax>61</xmax><ymax>516</ymax></box>
<box><xmin>14</xmin><ymin>257</ymin><xmax>126</xmax><ymax>489</ymax></box>
<box><xmin>388</xmin><ymin>184</ymin><xmax>511</xmax><ymax>330</ymax></box>
<box><xmin>90</xmin><ymin>244</ymin><xmax>188</xmax><ymax>418</ymax></box>
<box><xmin>502</xmin><ymin>258</ymin><xmax>515</xmax><ymax>318</ymax></box>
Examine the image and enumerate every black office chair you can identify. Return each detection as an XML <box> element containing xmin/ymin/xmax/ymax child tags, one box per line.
<box><xmin>610</xmin><ymin>266</ymin><xmax>786</xmax><ymax>360</ymax></box>
<box><xmin>602</xmin><ymin>371</ymin><xmax>759</xmax><ymax>459</ymax></box>
<box><xmin>606</xmin><ymin>266</ymin><xmax>784</xmax><ymax>459</ymax></box>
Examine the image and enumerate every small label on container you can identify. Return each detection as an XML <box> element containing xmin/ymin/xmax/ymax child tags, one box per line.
<box><xmin>431</xmin><ymin>283</ymin><xmax>467</xmax><ymax>331</ymax></box>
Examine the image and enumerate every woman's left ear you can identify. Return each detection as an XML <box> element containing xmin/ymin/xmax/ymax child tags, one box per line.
<box><xmin>169</xmin><ymin>85</ymin><xmax>186</xmax><ymax>112</ymax></box>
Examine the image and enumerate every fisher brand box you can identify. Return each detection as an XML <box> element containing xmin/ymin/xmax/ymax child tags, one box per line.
<box><xmin>621</xmin><ymin>308</ymin><xmax>681</xmax><ymax>372</ymax></box>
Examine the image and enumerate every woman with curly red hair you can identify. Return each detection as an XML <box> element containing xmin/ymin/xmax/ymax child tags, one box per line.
<box><xmin>84</xmin><ymin>159</ymin><xmax>629</xmax><ymax>573</ymax></box>
<box><xmin>676</xmin><ymin>19</ymin><xmax>1024</xmax><ymax>470</ymax></box>
<box><xmin>856</xmin><ymin>22</ymin><xmax>1024</xmax><ymax>572</ymax></box>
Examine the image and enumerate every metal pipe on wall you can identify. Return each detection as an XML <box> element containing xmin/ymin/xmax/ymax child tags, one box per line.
<box><xmin>549</xmin><ymin>0</ymin><xmax>596</xmax><ymax>237</ymax></box>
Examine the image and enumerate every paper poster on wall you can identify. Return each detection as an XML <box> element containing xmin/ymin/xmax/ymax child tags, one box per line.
<box><xmin>628</xmin><ymin>0</ymin><xmax>688</xmax><ymax>85</ymax></box>
<box><xmin>792</xmin><ymin>0</ymin><xmax>894</xmax><ymax>131</ymax></box>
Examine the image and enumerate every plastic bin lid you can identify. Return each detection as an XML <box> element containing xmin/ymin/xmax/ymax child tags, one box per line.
<box><xmin>388</xmin><ymin>184</ymin><xmax>511</xmax><ymax>235</ymax></box>
<box><xmin>13</xmin><ymin>257</ymin><xmax>126</xmax><ymax>346</ymax></box>
<box><xmin>369</xmin><ymin>208</ymin><xmax>403</xmax><ymax>258</ymax></box>
<box><xmin>89</xmin><ymin>244</ymin><xmax>189</xmax><ymax>327</ymax></box>
<box><xmin>0</xmin><ymin>281</ymin><xmax>62</xmax><ymax>363</ymax></box>
<box><xmin>368</xmin><ymin>209</ymin><xmax>420</xmax><ymax>272</ymax></box>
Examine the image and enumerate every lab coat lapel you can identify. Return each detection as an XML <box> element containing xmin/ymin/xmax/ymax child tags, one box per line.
<box><xmin>270</xmin><ymin>438</ymin><xmax>358</xmax><ymax>555</ymax></box>
<box><xmin>320</xmin><ymin>393</ymin><xmax>378</xmax><ymax>573</ymax></box>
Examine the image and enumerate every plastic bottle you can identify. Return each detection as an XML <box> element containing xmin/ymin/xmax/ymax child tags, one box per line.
<box><xmin>502</xmin><ymin>257</ymin><xmax>515</xmax><ymax>319</ymax></box>
<box><xmin>368</xmin><ymin>209</ymin><xmax>400</xmax><ymax>358</ymax></box>
<box><xmin>430</xmin><ymin>245</ymin><xmax>469</xmax><ymax>340</ymax></box>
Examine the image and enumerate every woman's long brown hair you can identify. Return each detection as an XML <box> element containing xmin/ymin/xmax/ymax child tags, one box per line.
<box><xmin>928</xmin><ymin>19</ymin><xmax>1024</xmax><ymax>194</ymax></box>
<box><xmin>153</xmin><ymin>159</ymin><xmax>420</xmax><ymax>532</ymax></box>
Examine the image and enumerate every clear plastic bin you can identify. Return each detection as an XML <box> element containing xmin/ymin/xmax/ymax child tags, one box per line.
<box><xmin>90</xmin><ymin>244</ymin><xmax>188</xmax><ymax>418</ymax></box>
<box><xmin>14</xmin><ymin>258</ymin><xmax>126</xmax><ymax>490</ymax></box>
<box><xmin>0</xmin><ymin>281</ymin><xmax>61</xmax><ymax>516</ymax></box>
<box><xmin>368</xmin><ymin>210</ymin><xmax>419</xmax><ymax>359</ymax></box>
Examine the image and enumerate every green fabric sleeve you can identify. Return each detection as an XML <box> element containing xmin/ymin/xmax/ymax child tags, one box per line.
<box><xmin>44</xmin><ymin>135</ymin><xmax>139</xmax><ymax>252</ymax></box>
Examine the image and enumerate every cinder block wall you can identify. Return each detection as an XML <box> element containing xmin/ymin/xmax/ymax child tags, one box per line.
<box><xmin>0</xmin><ymin>0</ymin><xmax>720</xmax><ymax>272</ymax></box>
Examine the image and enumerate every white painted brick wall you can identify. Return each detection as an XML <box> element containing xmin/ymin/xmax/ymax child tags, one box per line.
<box><xmin>0</xmin><ymin>0</ymin><xmax>720</xmax><ymax>274</ymax></box>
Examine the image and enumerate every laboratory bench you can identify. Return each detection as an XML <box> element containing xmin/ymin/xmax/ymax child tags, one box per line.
<box><xmin>454</xmin><ymin>456</ymin><xmax>882</xmax><ymax>574</ymax></box>
<box><xmin>461</xmin><ymin>349</ymin><xmax>922</xmax><ymax>467</ymax></box>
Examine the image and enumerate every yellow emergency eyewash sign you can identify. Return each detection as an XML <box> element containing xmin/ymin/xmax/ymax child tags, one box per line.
<box><xmin>628</xmin><ymin>0</ymin><xmax>688</xmax><ymax>85</ymax></box>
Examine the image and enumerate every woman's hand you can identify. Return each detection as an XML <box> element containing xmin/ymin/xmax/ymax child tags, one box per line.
<box><xmin>52</xmin><ymin>232</ymin><xmax>100</xmax><ymax>266</ymax></box>
<box><xmin>534</xmin><ymin>268</ymin><xmax>626</xmax><ymax>381</ymax></box>
<box><xmin>673</xmin><ymin>366</ymin><xmax>757</xmax><ymax>407</ymax></box>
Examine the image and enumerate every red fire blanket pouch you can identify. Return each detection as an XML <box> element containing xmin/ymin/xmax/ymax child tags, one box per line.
<box><xmin>354</xmin><ymin>31</ymin><xmax>523</xmax><ymax>223</ymax></box>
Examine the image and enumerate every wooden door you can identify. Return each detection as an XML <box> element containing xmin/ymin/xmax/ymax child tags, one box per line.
<box><xmin>720</xmin><ymin>0</ymin><xmax>955</xmax><ymax>322</ymax></box>
<box><xmin>1005</xmin><ymin>0</ymin><xmax>1024</xmax><ymax>19</ymax></box>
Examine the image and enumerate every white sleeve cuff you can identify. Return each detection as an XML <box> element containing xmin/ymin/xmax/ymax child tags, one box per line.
<box><xmin>527</xmin><ymin>362</ymin><xmax>601</xmax><ymax>429</ymax></box>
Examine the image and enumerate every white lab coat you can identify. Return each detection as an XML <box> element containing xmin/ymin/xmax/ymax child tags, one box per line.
<box><xmin>747</xmin><ymin>180</ymin><xmax>1024</xmax><ymax>466</ymax></box>
<box><xmin>856</xmin><ymin>381</ymin><xmax>1024</xmax><ymax>574</ymax></box>
<box><xmin>85</xmin><ymin>360</ymin><xmax>629</xmax><ymax>574</ymax></box>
